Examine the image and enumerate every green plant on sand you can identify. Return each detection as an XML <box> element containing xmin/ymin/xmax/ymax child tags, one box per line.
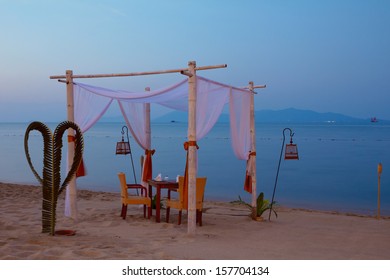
<box><xmin>232</xmin><ymin>192</ymin><xmax>277</xmax><ymax>220</ymax></box>
<box><xmin>24</xmin><ymin>121</ymin><xmax>84</xmax><ymax>235</ymax></box>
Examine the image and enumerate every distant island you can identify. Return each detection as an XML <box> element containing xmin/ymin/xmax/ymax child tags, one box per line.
<box><xmin>152</xmin><ymin>108</ymin><xmax>389</xmax><ymax>124</ymax></box>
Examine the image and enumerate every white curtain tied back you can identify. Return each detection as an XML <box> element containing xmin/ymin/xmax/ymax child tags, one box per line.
<box><xmin>67</xmin><ymin>76</ymin><xmax>253</xmax><ymax>215</ymax></box>
<box><xmin>73</xmin><ymin>76</ymin><xmax>252</xmax><ymax>160</ymax></box>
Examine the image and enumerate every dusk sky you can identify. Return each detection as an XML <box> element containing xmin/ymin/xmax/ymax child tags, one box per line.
<box><xmin>1</xmin><ymin>0</ymin><xmax>389</xmax><ymax>122</ymax></box>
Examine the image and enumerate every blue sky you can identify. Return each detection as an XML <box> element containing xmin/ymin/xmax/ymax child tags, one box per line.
<box><xmin>1</xmin><ymin>0</ymin><xmax>389</xmax><ymax>122</ymax></box>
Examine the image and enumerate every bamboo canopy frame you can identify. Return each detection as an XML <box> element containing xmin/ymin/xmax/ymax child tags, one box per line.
<box><xmin>50</xmin><ymin>61</ymin><xmax>262</xmax><ymax>234</ymax></box>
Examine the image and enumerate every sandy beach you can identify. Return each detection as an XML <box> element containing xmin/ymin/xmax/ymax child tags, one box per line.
<box><xmin>1</xmin><ymin>182</ymin><xmax>389</xmax><ymax>260</ymax></box>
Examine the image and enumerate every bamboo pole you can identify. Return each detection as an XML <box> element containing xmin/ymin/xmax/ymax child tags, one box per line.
<box><xmin>243</xmin><ymin>83</ymin><xmax>265</xmax><ymax>218</ymax></box>
<box><xmin>143</xmin><ymin>87</ymin><xmax>151</xmax><ymax>192</ymax></box>
<box><xmin>377</xmin><ymin>163</ymin><xmax>382</xmax><ymax>219</ymax></box>
<box><xmin>248</xmin><ymin>82</ymin><xmax>257</xmax><ymax>219</ymax></box>
<box><xmin>64</xmin><ymin>70</ymin><xmax>78</xmax><ymax>220</ymax></box>
<box><xmin>244</xmin><ymin>84</ymin><xmax>267</xmax><ymax>92</ymax></box>
<box><xmin>144</xmin><ymin>87</ymin><xmax>151</xmax><ymax>151</ymax></box>
<box><xmin>195</xmin><ymin>64</ymin><xmax>227</xmax><ymax>71</ymax></box>
<box><xmin>187</xmin><ymin>61</ymin><xmax>197</xmax><ymax>235</ymax></box>
<box><xmin>49</xmin><ymin>64</ymin><xmax>227</xmax><ymax>80</ymax></box>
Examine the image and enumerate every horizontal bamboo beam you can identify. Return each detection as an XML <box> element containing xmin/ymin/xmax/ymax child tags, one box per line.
<box><xmin>50</xmin><ymin>64</ymin><xmax>227</xmax><ymax>80</ymax></box>
<box><xmin>243</xmin><ymin>84</ymin><xmax>267</xmax><ymax>89</ymax></box>
<box><xmin>50</xmin><ymin>68</ymin><xmax>187</xmax><ymax>79</ymax></box>
<box><xmin>195</xmin><ymin>64</ymin><xmax>227</xmax><ymax>71</ymax></box>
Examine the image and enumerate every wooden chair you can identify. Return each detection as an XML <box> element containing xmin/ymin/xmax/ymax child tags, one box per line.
<box><xmin>118</xmin><ymin>172</ymin><xmax>152</xmax><ymax>219</ymax></box>
<box><xmin>166</xmin><ymin>176</ymin><xmax>207</xmax><ymax>226</ymax></box>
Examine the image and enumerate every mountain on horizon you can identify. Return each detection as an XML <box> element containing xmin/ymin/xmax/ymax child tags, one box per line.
<box><xmin>253</xmin><ymin>108</ymin><xmax>364</xmax><ymax>123</ymax></box>
<box><xmin>153</xmin><ymin>108</ymin><xmax>385</xmax><ymax>124</ymax></box>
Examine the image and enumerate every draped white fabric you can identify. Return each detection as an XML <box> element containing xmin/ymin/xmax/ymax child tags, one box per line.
<box><xmin>118</xmin><ymin>101</ymin><xmax>149</xmax><ymax>150</ymax></box>
<box><xmin>229</xmin><ymin>86</ymin><xmax>252</xmax><ymax>160</ymax></box>
<box><xmin>65</xmin><ymin>75</ymin><xmax>254</xmax><ymax>219</ymax></box>
<box><xmin>195</xmin><ymin>77</ymin><xmax>230</xmax><ymax>139</ymax></box>
<box><xmin>76</xmin><ymin>78</ymin><xmax>188</xmax><ymax>107</ymax></box>
<box><xmin>73</xmin><ymin>85</ymin><xmax>114</xmax><ymax>133</ymax></box>
<box><xmin>72</xmin><ymin>76</ymin><xmax>252</xmax><ymax>159</ymax></box>
<box><xmin>66</xmin><ymin>76</ymin><xmax>253</xmax><ymax>217</ymax></box>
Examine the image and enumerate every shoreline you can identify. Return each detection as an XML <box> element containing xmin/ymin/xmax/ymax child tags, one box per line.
<box><xmin>2</xmin><ymin>179</ymin><xmax>387</xmax><ymax>219</ymax></box>
<box><xmin>1</xmin><ymin>182</ymin><xmax>390</xmax><ymax>260</ymax></box>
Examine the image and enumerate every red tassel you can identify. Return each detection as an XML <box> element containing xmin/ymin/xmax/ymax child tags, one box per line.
<box><xmin>68</xmin><ymin>135</ymin><xmax>86</xmax><ymax>178</ymax></box>
<box><xmin>76</xmin><ymin>157</ymin><xmax>86</xmax><ymax>177</ymax></box>
<box><xmin>243</xmin><ymin>151</ymin><xmax>256</xmax><ymax>193</ymax></box>
<box><xmin>183</xmin><ymin>141</ymin><xmax>199</xmax><ymax>209</ymax></box>
<box><xmin>142</xmin><ymin>149</ymin><xmax>155</xmax><ymax>182</ymax></box>
<box><xmin>244</xmin><ymin>172</ymin><xmax>252</xmax><ymax>193</ymax></box>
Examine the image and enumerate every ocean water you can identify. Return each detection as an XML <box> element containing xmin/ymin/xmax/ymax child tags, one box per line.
<box><xmin>1</xmin><ymin>121</ymin><xmax>389</xmax><ymax>216</ymax></box>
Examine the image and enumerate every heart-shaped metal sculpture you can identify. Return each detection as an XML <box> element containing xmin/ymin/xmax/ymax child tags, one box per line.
<box><xmin>24</xmin><ymin>121</ymin><xmax>84</xmax><ymax>235</ymax></box>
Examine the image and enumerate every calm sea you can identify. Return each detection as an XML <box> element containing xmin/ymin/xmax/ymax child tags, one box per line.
<box><xmin>1</xmin><ymin>121</ymin><xmax>389</xmax><ymax>216</ymax></box>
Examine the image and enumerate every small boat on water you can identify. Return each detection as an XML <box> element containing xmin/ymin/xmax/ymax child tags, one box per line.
<box><xmin>371</xmin><ymin>117</ymin><xmax>378</xmax><ymax>123</ymax></box>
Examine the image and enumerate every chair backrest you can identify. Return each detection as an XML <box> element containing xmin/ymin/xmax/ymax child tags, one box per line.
<box><xmin>118</xmin><ymin>172</ymin><xmax>128</xmax><ymax>201</ymax></box>
<box><xmin>177</xmin><ymin>176</ymin><xmax>207</xmax><ymax>210</ymax></box>
<box><xmin>196</xmin><ymin>177</ymin><xmax>207</xmax><ymax>210</ymax></box>
<box><xmin>178</xmin><ymin>176</ymin><xmax>186</xmax><ymax>205</ymax></box>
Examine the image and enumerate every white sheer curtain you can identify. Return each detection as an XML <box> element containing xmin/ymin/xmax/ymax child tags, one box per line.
<box><xmin>76</xmin><ymin>79</ymin><xmax>188</xmax><ymax>104</ymax></box>
<box><xmin>229</xmin><ymin>86</ymin><xmax>252</xmax><ymax>160</ymax></box>
<box><xmin>118</xmin><ymin>101</ymin><xmax>149</xmax><ymax>150</ymax></box>
<box><xmin>118</xmin><ymin>101</ymin><xmax>153</xmax><ymax>190</ymax></box>
<box><xmin>74</xmin><ymin>84</ymin><xmax>113</xmax><ymax>132</ymax></box>
<box><xmin>229</xmin><ymin>86</ymin><xmax>253</xmax><ymax>193</ymax></box>
<box><xmin>72</xmin><ymin>76</ymin><xmax>251</xmax><ymax>158</ymax></box>
<box><xmin>67</xmin><ymin>76</ymin><xmax>253</xmax><ymax>216</ymax></box>
<box><xmin>195</xmin><ymin>77</ymin><xmax>230</xmax><ymax>139</ymax></box>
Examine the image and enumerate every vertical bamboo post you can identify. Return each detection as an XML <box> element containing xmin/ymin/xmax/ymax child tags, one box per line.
<box><xmin>377</xmin><ymin>163</ymin><xmax>382</xmax><ymax>219</ymax></box>
<box><xmin>144</xmin><ymin>88</ymin><xmax>151</xmax><ymax>152</ymax></box>
<box><xmin>142</xmin><ymin>87</ymin><xmax>151</xmax><ymax>192</ymax></box>
<box><xmin>144</xmin><ymin>87</ymin><xmax>151</xmax><ymax>157</ymax></box>
<box><xmin>187</xmin><ymin>61</ymin><xmax>197</xmax><ymax>234</ymax></box>
<box><xmin>249</xmin><ymin>81</ymin><xmax>257</xmax><ymax>219</ymax></box>
<box><xmin>64</xmin><ymin>70</ymin><xmax>78</xmax><ymax>220</ymax></box>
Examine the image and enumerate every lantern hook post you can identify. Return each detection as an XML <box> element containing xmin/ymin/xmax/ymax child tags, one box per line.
<box><xmin>118</xmin><ymin>125</ymin><xmax>138</xmax><ymax>185</ymax></box>
<box><xmin>269</xmin><ymin>128</ymin><xmax>296</xmax><ymax>221</ymax></box>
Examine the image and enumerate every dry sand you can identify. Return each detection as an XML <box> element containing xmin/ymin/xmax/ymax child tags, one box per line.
<box><xmin>1</xmin><ymin>182</ymin><xmax>389</xmax><ymax>260</ymax></box>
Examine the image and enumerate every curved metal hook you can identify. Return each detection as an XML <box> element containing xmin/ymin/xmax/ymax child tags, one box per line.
<box><xmin>120</xmin><ymin>125</ymin><xmax>137</xmax><ymax>184</ymax></box>
<box><xmin>283</xmin><ymin>127</ymin><xmax>294</xmax><ymax>143</ymax></box>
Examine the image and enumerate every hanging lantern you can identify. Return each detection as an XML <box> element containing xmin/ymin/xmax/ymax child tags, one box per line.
<box><xmin>116</xmin><ymin>126</ymin><xmax>132</xmax><ymax>155</ymax></box>
<box><xmin>115</xmin><ymin>125</ymin><xmax>139</xmax><ymax>185</ymax></box>
<box><xmin>285</xmin><ymin>143</ymin><xmax>299</xmax><ymax>160</ymax></box>
<box><xmin>115</xmin><ymin>138</ymin><xmax>131</xmax><ymax>155</ymax></box>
